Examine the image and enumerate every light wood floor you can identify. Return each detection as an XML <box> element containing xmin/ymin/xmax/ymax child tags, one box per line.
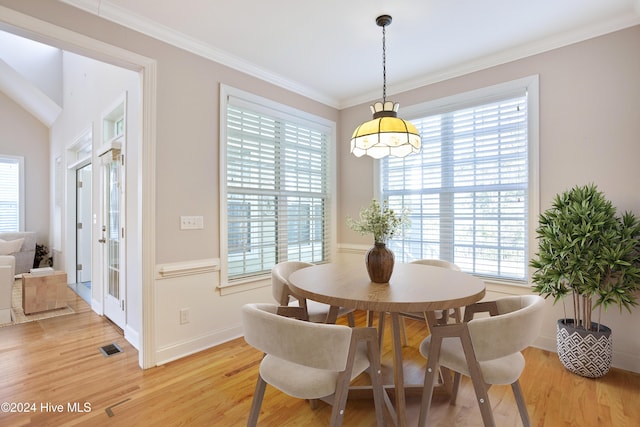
<box><xmin>0</xmin><ymin>287</ymin><xmax>639</xmax><ymax>426</ymax></box>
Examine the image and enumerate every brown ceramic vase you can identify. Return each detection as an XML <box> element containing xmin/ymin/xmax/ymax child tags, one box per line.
<box><xmin>365</xmin><ymin>242</ymin><xmax>394</xmax><ymax>283</ymax></box>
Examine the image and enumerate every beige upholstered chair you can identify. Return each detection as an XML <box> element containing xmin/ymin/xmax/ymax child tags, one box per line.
<box><xmin>418</xmin><ymin>295</ymin><xmax>545</xmax><ymax>427</ymax></box>
<box><xmin>242</xmin><ymin>303</ymin><xmax>386</xmax><ymax>427</ymax></box>
<box><xmin>272</xmin><ymin>261</ymin><xmax>355</xmax><ymax>326</ymax></box>
<box><xmin>0</xmin><ymin>255</ymin><xmax>16</xmax><ymax>324</ymax></box>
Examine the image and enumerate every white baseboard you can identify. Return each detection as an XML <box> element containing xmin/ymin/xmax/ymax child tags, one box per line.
<box><xmin>154</xmin><ymin>324</ymin><xmax>244</xmax><ymax>366</ymax></box>
<box><xmin>124</xmin><ymin>325</ymin><xmax>139</xmax><ymax>350</ymax></box>
<box><xmin>90</xmin><ymin>298</ymin><xmax>102</xmax><ymax>314</ymax></box>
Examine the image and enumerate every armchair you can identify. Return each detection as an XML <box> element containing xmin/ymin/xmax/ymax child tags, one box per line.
<box><xmin>0</xmin><ymin>255</ymin><xmax>16</xmax><ymax>324</ymax></box>
<box><xmin>242</xmin><ymin>303</ymin><xmax>386</xmax><ymax>427</ymax></box>
<box><xmin>272</xmin><ymin>261</ymin><xmax>355</xmax><ymax>325</ymax></box>
<box><xmin>419</xmin><ymin>295</ymin><xmax>544</xmax><ymax>427</ymax></box>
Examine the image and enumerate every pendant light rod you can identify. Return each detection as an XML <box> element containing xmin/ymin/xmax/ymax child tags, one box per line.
<box><xmin>376</xmin><ymin>15</ymin><xmax>392</xmax><ymax>104</ymax></box>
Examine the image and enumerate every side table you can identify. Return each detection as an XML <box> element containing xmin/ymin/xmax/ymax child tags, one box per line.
<box><xmin>22</xmin><ymin>271</ymin><xmax>68</xmax><ymax>314</ymax></box>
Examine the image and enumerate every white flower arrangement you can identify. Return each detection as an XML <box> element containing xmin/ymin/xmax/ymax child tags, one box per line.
<box><xmin>347</xmin><ymin>199</ymin><xmax>410</xmax><ymax>244</ymax></box>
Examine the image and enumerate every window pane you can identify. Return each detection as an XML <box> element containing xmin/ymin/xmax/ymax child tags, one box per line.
<box><xmin>0</xmin><ymin>157</ymin><xmax>21</xmax><ymax>232</ymax></box>
<box><xmin>382</xmin><ymin>94</ymin><xmax>528</xmax><ymax>282</ymax></box>
<box><xmin>225</xmin><ymin>98</ymin><xmax>331</xmax><ymax>281</ymax></box>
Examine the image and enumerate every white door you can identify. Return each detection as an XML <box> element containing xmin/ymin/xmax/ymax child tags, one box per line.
<box><xmin>100</xmin><ymin>148</ymin><xmax>125</xmax><ymax>328</ymax></box>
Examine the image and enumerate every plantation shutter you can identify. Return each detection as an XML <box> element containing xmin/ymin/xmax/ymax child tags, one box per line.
<box><xmin>225</xmin><ymin>97</ymin><xmax>331</xmax><ymax>281</ymax></box>
<box><xmin>382</xmin><ymin>93</ymin><xmax>529</xmax><ymax>281</ymax></box>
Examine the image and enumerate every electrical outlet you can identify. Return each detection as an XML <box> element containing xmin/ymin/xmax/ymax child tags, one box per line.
<box><xmin>180</xmin><ymin>308</ymin><xmax>190</xmax><ymax>324</ymax></box>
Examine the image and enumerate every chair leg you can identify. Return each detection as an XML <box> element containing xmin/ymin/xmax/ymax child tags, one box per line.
<box><xmin>418</xmin><ymin>344</ymin><xmax>440</xmax><ymax>427</ymax></box>
<box><xmin>470</xmin><ymin>381</ymin><xmax>495</xmax><ymax>427</ymax></box>
<box><xmin>247</xmin><ymin>375</ymin><xmax>267</xmax><ymax>427</ymax></box>
<box><xmin>511</xmin><ymin>380</ymin><xmax>531</xmax><ymax>427</ymax></box>
<box><xmin>440</xmin><ymin>366</ymin><xmax>453</xmax><ymax>395</ymax></box>
<box><xmin>329</xmin><ymin>372</ymin><xmax>352</xmax><ymax>427</ymax></box>
<box><xmin>459</xmin><ymin>331</ymin><xmax>496</xmax><ymax>427</ymax></box>
<box><xmin>367</xmin><ymin>354</ymin><xmax>387</xmax><ymax>426</ymax></box>
<box><xmin>347</xmin><ymin>311</ymin><xmax>355</xmax><ymax>327</ymax></box>
<box><xmin>400</xmin><ymin>316</ymin><xmax>408</xmax><ymax>346</ymax></box>
<box><xmin>449</xmin><ymin>371</ymin><xmax>461</xmax><ymax>405</ymax></box>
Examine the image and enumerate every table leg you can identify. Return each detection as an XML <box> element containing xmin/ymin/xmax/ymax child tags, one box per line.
<box><xmin>325</xmin><ymin>305</ymin><xmax>339</xmax><ymax>324</ymax></box>
<box><xmin>377</xmin><ymin>312</ymin><xmax>386</xmax><ymax>351</ymax></box>
<box><xmin>390</xmin><ymin>312</ymin><xmax>407</xmax><ymax>427</ymax></box>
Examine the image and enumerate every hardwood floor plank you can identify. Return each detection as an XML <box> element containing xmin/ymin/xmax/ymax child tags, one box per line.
<box><xmin>1</xmin><ymin>288</ymin><xmax>639</xmax><ymax>426</ymax></box>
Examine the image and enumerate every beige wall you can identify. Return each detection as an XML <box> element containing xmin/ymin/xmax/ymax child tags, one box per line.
<box><xmin>0</xmin><ymin>91</ymin><xmax>49</xmax><ymax>243</ymax></box>
<box><xmin>1</xmin><ymin>0</ymin><xmax>638</xmax><ymax>372</ymax></box>
<box><xmin>339</xmin><ymin>25</ymin><xmax>640</xmax><ymax>372</ymax></box>
<box><xmin>0</xmin><ymin>0</ymin><xmax>338</xmax><ymax>365</ymax></box>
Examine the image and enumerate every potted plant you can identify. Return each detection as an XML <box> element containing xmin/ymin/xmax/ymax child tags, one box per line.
<box><xmin>530</xmin><ymin>184</ymin><xmax>640</xmax><ymax>377</ymax></box>
<box><xmin>33</xmin><ymin>243</ymin><xmax>53</xmax><ymax>268</ymax></box>
<box><xmin>347</xmin><ymin>198</ymin><xmax>409</xmax><ymax>283</ymax></box>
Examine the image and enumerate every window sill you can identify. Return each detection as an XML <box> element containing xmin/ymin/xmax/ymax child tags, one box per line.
<box><xmin>482</xmin><ymin>278</ymin><xmax>534</xmax><ymax>300</ymax></box>
<box><xmin>217</xmin><ymin>276</ymin><xmax>270</xmax><ymax>296</ymax></box>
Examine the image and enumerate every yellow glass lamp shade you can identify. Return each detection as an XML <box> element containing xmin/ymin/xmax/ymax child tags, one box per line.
<box><xmin>351</xmin><ymin>101</ymin><xmax>421</xmax><ymax>159</ymax></box>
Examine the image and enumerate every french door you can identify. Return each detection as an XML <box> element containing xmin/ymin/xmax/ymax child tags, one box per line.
<box><xmin>100</xmin><ymin>147</ymin><xmax>125</xmax><ymax>328</ymax></box>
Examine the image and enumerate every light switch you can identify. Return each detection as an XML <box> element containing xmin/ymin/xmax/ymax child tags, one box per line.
<box><xmin>180</xmin><ymin>215</ymin><xmax>204</xmax><ymax>230</ymax></box>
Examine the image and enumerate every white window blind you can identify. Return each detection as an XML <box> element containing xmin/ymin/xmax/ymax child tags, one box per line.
<box><xmin>382</xmin><ymin>91</ymin><xmax>530</xmax><ymax>282</ymax></box>
<box><xmin>224</xmin><ymin>93</ymin><xmax>332</xmax><ymax>282</ymax></box>
<box><xmin>0</xmin><ymin>156</ymin><xmax>23</xmax><ymax>232</ymax></box>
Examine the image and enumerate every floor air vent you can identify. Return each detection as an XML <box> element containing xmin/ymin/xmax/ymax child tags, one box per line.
<box><xmin>100</xmin><ymin>343</ymin><xmax>123</xmax><ymax>357</ymax></box>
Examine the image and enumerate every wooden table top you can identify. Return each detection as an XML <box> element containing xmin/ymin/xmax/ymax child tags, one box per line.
<box><xmin>288</xmin><ymin>260</ymin><xmax>486</xmax><ymax>313</ymax></box>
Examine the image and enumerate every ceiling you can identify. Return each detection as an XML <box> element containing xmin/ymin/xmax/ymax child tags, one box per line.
<box><xmin>52</xmin><ymin>0</ymin><xmax>640</xmax><ymax>108</ymax></box>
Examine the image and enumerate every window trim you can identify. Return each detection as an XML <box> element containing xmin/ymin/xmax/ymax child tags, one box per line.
<box><xmin>374</xmin><ymin>75</ymin><xmax>539</xmax><ymax>286</ymax></box>
<box><xmin>219</xmin><ymin>84</ymin><xmax>337</xmax><ymax>289</ymax></box>
<box><xmin>0</xmin><ymin>155</ymin><xmax>25</xmax><ymax>232</ymax></box>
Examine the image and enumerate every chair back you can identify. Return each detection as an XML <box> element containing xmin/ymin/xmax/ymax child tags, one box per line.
<box><xmin>410</xmin><ymin>259</ymin><xmax>461</xmax><ymax>271</ymax></box>
<box><xmin>242</xmin><ymin>303</ymin><xmax>353</xmax><ymax>372</ymax></box>
<box><xmin>271</xmin><ymin>261</ymin><xmax>313</xmax><ymax>305</ymax></box>
<box><xmin>467</xmin><ymin>295</ymin><xmax>544</xmax><ymax>361</ymax></box>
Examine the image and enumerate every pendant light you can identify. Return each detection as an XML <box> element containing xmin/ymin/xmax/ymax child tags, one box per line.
<box><xmin>350</xmin><ymin>15</ymin><xmax>421</xmax><ymax>159</ymax></box>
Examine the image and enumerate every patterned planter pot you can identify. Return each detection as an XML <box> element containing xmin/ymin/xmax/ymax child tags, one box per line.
<box><xmin>556</xmin><ymin>318</ymin><xmax>612</xmax><ymax>378</ymax></box>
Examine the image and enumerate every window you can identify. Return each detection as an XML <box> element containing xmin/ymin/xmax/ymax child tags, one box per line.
<box><xmin>220</xmin><ymin>86</ymin><xmax>335</xmax><ymax>285</ymax></box>
<box><xmin>380</xmin><ymin>76</ymin><xmax>539</xmax><ymax>283</ymax></box>
<box><xmin>0</xmin><ymin>156</ymin><xmax>24</xmax><ymax>232</ymax></box>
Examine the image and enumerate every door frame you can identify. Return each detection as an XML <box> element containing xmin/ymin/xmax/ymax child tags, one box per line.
<box><xmin>0</xmin><ymin>6</ymin><xmax>158</xmax><ymax>369</ymax></box>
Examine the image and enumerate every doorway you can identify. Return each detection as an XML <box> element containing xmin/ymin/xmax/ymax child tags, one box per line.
<box><xmin>0</xmin><ymin>7</ymin><xmax>157</xmax><ymax>368</ymax></box>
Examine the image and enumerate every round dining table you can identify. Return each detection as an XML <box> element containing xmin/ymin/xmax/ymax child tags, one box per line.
<box><xmin>288</xmin><ymin>259</ymin><xmax>486</xmax><ymax>427</ymax></box>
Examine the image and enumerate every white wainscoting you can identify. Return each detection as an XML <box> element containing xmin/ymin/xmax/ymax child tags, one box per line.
<box><xmin>153</xmin><ymin>257</ymin><xmax>272</xmax><ymax>365</ymax></box>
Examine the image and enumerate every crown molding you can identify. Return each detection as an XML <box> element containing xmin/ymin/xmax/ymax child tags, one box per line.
<box><xmin>343</xmin><ymin>13</ymin><xmax>640</xmax><ymax>109</ymax></box>
<box><xmin>60</xmin><ymin>0</ymin><xmax>340</xmax><ymax>108</ymax></box>
<box><xmin>60</xmin><ymin>1</ymin><xmax>640</xmax><ymax>110</ymax></box>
